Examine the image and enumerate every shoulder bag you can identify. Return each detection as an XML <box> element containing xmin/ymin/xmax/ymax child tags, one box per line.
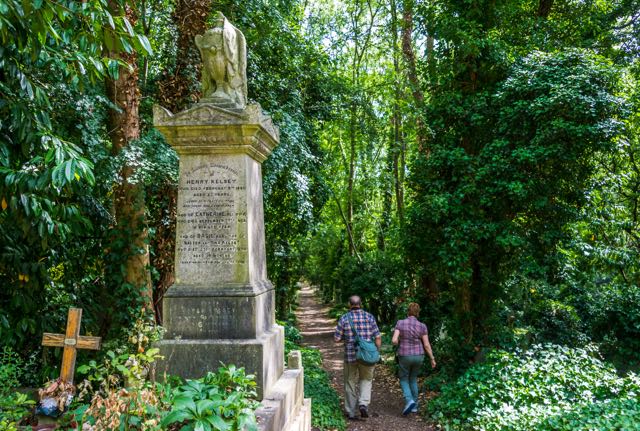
<box><xmin>347</xmin><ymin>312</ymin><xmax>380</xmax><ymax>366</ymax></box>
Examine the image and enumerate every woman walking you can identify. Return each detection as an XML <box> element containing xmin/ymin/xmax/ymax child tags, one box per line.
<box><xmin>392</xmin><ymin>302</ymin><xmax>436</xmax><ymax>415</ymax></box>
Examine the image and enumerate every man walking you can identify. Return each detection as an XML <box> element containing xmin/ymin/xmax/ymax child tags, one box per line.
<box><xmin>334</xmin><ymin>295</ymin><xmax>382</xmax><ymax>420</ymax></box>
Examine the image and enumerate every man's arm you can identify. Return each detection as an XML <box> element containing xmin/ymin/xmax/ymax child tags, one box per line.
<box><xmin>370</xmin><ymin>315</ymin><xmax>382</xmax><ymax>349</ymax></box>
<box><xmin>334</xmin><ymin>318</ymin><xmax>344</xmax><ymax>343</ymax></box>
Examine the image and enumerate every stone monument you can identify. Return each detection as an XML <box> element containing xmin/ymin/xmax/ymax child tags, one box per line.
<box><xmin>154</xmin><ymin>13</ymin><xmax>310</xmax><ymax>431</ymax></box>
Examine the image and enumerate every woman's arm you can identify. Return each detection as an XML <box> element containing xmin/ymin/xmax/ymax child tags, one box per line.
<box><xmin>392</xmin><ymin>329</ymin><xmax>400</xmax><ymax>345</ymax></box>
<box><xmin>421</xmin><ymin>334</ymin><xmax>436</xmax><ymax>368</ymax></box>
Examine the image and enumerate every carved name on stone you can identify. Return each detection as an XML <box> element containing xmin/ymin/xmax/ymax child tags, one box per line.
<box><xmin>175</xmin><ymin>159</ymin><xmax>249</xmax><ymax>285</ymax></box>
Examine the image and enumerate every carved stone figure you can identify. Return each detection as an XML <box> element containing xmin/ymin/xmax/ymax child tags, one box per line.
<box><xmin>195</xmin><ymin>12</ymin><xmax>247</xmax><ymax>109</ymax></box>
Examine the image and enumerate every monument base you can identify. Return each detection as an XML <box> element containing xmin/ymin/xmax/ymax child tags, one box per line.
<box><xmin>156</xmin><ymin>324</ymin><xmax>284</xmax><ymax>399</ymax></box>
<box><xmin>255</xmin><ymin>352</ymin><xmax>311</xmax><ymax>431</ymax></box>
<box><xmin>162</xmin><ymin>283</ymin><xmax>276</xmax><ymax>340</ymax></box>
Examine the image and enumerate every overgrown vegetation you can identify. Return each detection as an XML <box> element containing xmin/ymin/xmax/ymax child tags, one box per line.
<box><xmin>2</xmin><ymin>0</ymin><xmax>640</xmax><ymax>428</ymax></box>
<box><xmin>0</xmin><ymin>325</ymin><xmax>259</xmax><ymax>431</ymax></box>
<box><xmin>427</xmin><ymin>344</ymin><xmax>640</xmax><ymax>431</ymax></box>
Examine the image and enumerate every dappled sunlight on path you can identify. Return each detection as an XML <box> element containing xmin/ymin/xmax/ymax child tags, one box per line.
<box><xmin>296</xmin><ymin>285</ymin><xmax>435</xmax><ymax>431</ymax></box>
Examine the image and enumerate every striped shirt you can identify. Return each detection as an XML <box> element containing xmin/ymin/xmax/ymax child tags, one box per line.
<box><xmin>394</xmin><ymin>316</ymin><xmax>428</xmax><ymax>356</ymax></box>
<box><xmin>334</xmin><ymin>309</ymin><xmax>381</xmax><ymax>363</ymax></box>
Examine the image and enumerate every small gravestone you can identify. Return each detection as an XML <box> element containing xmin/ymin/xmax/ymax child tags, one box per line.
<box><xmin>41</xmin><ymin>308</ymin><xmax>101</xmax><ymax>384</ymax></box>
<box><xmin>40</xmin><ymin>308</ymin><xmax>101</xmax><ymax>417</ymax></box>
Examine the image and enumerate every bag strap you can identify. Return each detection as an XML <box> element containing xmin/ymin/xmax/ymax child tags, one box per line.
<box><xmin>347</xmin><ymin>312</ymin><xmax>361</xmax><ymax>342</ymax></box>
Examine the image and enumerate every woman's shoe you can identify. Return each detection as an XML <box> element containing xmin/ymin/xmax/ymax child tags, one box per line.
<box><xmin>402</xmin><ymin>400</ymin><xmax>416</xmax><ymax>416</ymax></box>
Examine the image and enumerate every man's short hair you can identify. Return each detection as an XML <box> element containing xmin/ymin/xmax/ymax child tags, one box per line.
<box><xmin>349</xmin><ymin>295</ymin><xmax>361</xmax><ymax>308</ymax></box>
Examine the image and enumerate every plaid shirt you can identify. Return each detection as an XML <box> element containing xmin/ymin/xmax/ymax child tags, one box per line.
<box><xmin>334</xmin><ymin>308</ymin><xmax>381</xmax><ymax>363</ymax></box>
<box><xmin>394</xmin><ymin>316</ymin><xmax>428</xmax><ymax>356</ymax></box>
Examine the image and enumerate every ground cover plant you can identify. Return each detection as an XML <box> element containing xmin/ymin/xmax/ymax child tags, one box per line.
<box><xmin>426</xmin><ymin>344</ymin><xmax>640</xmax><ymax>430</ymax></box>
<box><xmin>0</xmin><ymin>318</ymin><xmax>259</xmax><ymax>431</ymax></box>
<box><xmin>0</xmin><ymin>347</ymin><xmax>36</xmax><ymax>430</ymax></box>
<box><xmin>73</xmin><ymin>362</ymin><xmax>258</xmax><ymax>431</ymax></box>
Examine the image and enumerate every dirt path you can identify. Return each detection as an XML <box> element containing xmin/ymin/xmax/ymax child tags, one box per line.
<box><xmin>296</xmin><ymin>285</ymin><xmax>435</xmax><ymax>431</ymax></box>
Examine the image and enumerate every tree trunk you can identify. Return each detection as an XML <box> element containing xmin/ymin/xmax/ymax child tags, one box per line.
<box><xmin>157</xmin><ymin>0</ymin><xmax>213</xmax><ymax>113</ymax></box>
<box><xmin>456</xmin><ymin>277</ymin><xmax>474</xmax><ymax>344</ymax></box>
<box><xmin>401</xmin><ymin>0</ymin><xmax>427</xmax><ymax>153</ymax></box>
<box><xmin>151</xmin><ymin>0</ymin><xmax>212</xmax><ymax>323</ymax></box>
<box><xmin>391</xmin><ymin>0</ymin><xmax>405</xmax><ymax>225</ymax></box>
<box><xmin>537</xmin><ymin>0</ymin><xmax>554</xmax><ymax>18</ymax></box>
<box><xmin>347</xmin><ymin>100</ymin><xmax>357</xmax><ymax>256</ymax></box>
<box><xmin>106</xmin><ymin>1</ymin><xmax>153</xmax><ymax>312</ymax></box>
<box><xmin>402</xmin><ymin>0</ymin><xmax>438</xmax><ymax>303</ymax></box>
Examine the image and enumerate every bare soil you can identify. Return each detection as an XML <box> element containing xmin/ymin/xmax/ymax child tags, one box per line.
<box><xmin>296</xmin><ymin>285</ymin><xmax>436</xmax><ymax>431</ymax></box>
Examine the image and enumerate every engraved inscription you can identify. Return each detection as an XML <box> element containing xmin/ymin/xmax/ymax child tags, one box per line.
<box><xmin>175</xmin><ymin>161</ymin><xmax>248</xmax><ymax>282</ymax></box>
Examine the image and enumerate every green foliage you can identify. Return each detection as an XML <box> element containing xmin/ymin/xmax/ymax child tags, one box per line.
<box><xmin>161</xmin><ymin>367</ymin><xmax>258</xmax><ymax>431</ymax></box>
<box><xmin>77</xmin><ymin>318</ymin><xmax>164</xmax><ymax>394</ymax></box>
<box><xmin>0</xmin><ymin>392</ymin><xmax>35</xmax><ymax>430</ymax></box>
<box><xmin>427</xmin><ymin>344</ymin><xmax>640</xmax><ymax>431</ymax></box>
<box><xmin>0</xmin><ymin>0</ymin><xmax>152</xmax><ymax>355</ymax></box>
<box><xmin>407</xmin><ymin>48</ymin><xmax>625</xmax><ymax>345</ymax></box>
<box><xmin>305</xmin><ymin>222</ymin><xmax>408</xmax><ymax>325</ymax></box>
<box><xmin>333</xmin><ymin>252</ymin><xmax>405</xmax><ymax>324</ymax></box>
<box><xmin>302</xmin><ymin>349</ymin><xmax>346</xmax><ymax>431</ymax></box>
<box><xmin>0</xmin><ymin>348</ymin><xmax>35</xmax><ymax>428</ymax></box>
<box><xmin>0</xmin><ymin>348</ymin><xmax>23</xmax><ymax>396</ymax></box>
<box><xmin>72</xmin><ymin>338</ymin><xmax>258</xmax><ymax>431</ymax></box>
<box><xmin>78</xmin><ymin>347</ymin><xmax>163</xmax><ymax>394</ymax></box>
<box><xmin>207</xmin><ymin>1</ymin><xmax>335</xmax><ymax>318</ymax></box>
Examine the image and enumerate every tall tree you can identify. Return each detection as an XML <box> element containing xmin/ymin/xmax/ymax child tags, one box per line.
<box><xmin>407</xmin><ymin>0</ymin><xmax>627</xmax><ymax>346</ymax></box>
<box><xmin>156</xmin><ymin>0</ymin><xmax>212</xmax><ymax>113</ymax></box>
<box><xmin>401</xmin><ymin>0</ymin><xmax>427</xmax><ymax>154</ymax></box>
<box><xmin>148</xmin><ymin>0</ymin><xmax>211</xmax><ymax>323</ymax></box>
<box><xmin>105</xmin><ymin>1</ymin><xmax>153</xmax><ymax>313</ymax></box>
<box><xmin>0</xmin><ymin>0</ymin><xmax>151</xmax><ymax>350</ymax></box>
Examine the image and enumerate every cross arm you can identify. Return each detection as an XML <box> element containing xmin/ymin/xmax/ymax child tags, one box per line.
<box><xmin>42</xmin><ymin>333</ymin><xmax>102</xmax><ymax>350</ymax></box>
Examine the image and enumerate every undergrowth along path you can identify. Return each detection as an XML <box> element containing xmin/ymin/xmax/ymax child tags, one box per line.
<box><xmin>296</xmin><ymin>285</ymin><xmax>436</xmax><ymax>431</ymax></box>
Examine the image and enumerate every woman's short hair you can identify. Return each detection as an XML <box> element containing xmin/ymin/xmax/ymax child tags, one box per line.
<box><xmin>408</xmin><ymin>302</ymin><xmax>420</xmax><ymax>317</ymax></box>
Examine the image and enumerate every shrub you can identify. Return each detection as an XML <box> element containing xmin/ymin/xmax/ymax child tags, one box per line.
<box><xmin>76</xmin><ymin>385</ymin><xmax>165</xmax><ymax>431</ymax></box>
<box><xmin>528</xmin><ymin>298</ymin><xmax>588</xmax><ymax>346</ymax></box>
<box><xmin>0</xmin><ymin>392</ymin><xmax>35</xmax><ymax>430</ymax></box>
<box><xmin>427</xmin><ymin>344</ymin><xmax>639</xmax><ymax>431</ymax></box>
<box><xmin>0</xmin><ymin>347</ymin><xmax>35</xmax><ymax>429</ymax></box>
<box><xmin>0</xmin><ymin>348</ymin><xmax>23</xmax><ymax>396</ymax></box>
<box><xmin>161</xmin><ymin>366</ymin><xmax>259</xmax><ymax>431</ymax></box>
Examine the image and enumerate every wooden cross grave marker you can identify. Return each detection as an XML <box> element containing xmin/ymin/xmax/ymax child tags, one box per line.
<box><xmin>42</xmin><ymin>308</ymin><xmax>101</xmax><ymax>384</ymax></box>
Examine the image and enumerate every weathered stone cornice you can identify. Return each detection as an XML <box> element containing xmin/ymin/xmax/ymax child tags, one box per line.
<box><xmin>153</xmin><ymin>103</ymin><xmax>279</xmax><ymax>162</ymax></box>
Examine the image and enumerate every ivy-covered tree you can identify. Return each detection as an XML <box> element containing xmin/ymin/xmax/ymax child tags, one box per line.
<box><xmin>407</xmin><ymin>19</ymin><xmax>625</xmax><ymax>348</ymax></box>
<box><xmin>0</xmin><ymin>0</ymin><xmax>151</xmax><ymax>351</ymax></box>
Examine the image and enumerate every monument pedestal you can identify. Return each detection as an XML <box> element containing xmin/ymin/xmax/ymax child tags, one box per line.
<box><xmin>154</xmin><ymin>101</ymin><xmax>310</xmax><ymax>430</ymax></box>
<box><xmin>157</xmin><ymin>325</ymin><xmax>283</xmax><ymax>399</ymax></box>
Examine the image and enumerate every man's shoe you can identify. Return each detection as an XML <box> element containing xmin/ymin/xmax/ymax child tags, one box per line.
<box><xmin>411</xmin><ymin>402</ymin><xmax>418</xmax><ymax>413</ymax></box>
<box><xmin>347</xmin><ymin>415</ymin><xmax>360</xmax><ymax>421</ymax></box>
<box><xmin>402</xmin><ymin>400</ymin><xmax>416</xmax><ymax>416</ymax></box>
<box><xmin>359</xmin><ymin>405</ymin><xmax>369</xmax><ymax>418</ymax></box>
